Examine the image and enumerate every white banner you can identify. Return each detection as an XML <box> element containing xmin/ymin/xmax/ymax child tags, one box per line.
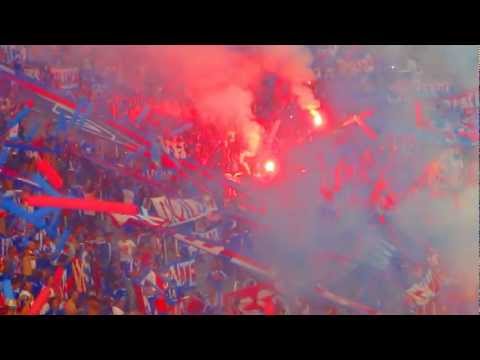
<box><xmin>193</xmin><ymin>227</ymin><xmax>221</xmax><ymax>243</ymax></box>
<box><xmin>415</xmin><ymin>81</ymin><xmax>452</xmax><ymax>98</ymax></box>
<box><xmin>24</xmin><ymin>66</ymin><xmax>42</xmax><ymax>81</ymax></box>
<box><xmin>168</xmin><ymin>258</ymin><xmax>196</xmax><ymax>288</ymax></box>
<box><xmin>150</xmin><ymin>195</ymin><xmax>217</xmax><ymax>227</ymax></box>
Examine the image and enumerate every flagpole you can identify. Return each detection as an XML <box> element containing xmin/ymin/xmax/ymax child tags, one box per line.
<box><xmin>163</xmin><ymin>236</ymin><xmax>168</xmax><ymax>265</ymax></box>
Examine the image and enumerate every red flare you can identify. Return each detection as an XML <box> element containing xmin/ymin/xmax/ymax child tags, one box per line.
<box><xmin>264</xmin><ymin>160</ymin><xmax>276</xmax><ymax>173</ymax></box>
<box><xmin>320</xmin><ymin>187</ymin><xmax>334</xmax><ymax>202</ymax></box>
<box><xmin>370</xmin><ymin>178</ymin><xmax>387</xmax><ymax>206</ymax></box>
<box><xmin>382</xmin><ymin>194</ymin><xmax>396</xmax><ymax>210</ymax></box>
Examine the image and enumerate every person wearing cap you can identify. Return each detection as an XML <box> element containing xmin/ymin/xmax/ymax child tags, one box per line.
<box><xmin>18</xmin><ymin>281</ymin><xmax>34</xmax><ymax>315</ymax></box>
<box><xmin>112</xmin><ymin>297</ymin><xmax>126</xmax><ymax>315</ymax></box>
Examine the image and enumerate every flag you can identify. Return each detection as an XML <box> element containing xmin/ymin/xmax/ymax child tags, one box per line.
<box><xmin>0</xmin><ymin>236</ymin><xmax>12</xmax><ymax>257</ymax></box>
<box><xmin>406</xmin><ymin>268</ymin><xmax>441</xmax><ymax>307</ymax></box>
<box><xmin>168</xmin><ymin>259</ymin><xmax>196</xmax><ymax>289</ymax></box>
<box><xmin>133</xmin><ymin>283</ymin><xmax>148</xmax><ymax>315</ymax></box>
<box><xmin>150</xmin><ymin>195</ymin><xmax>217</xmax><ymax>227</ymax></box>
<box><xmin>224</xmin><ymin>283</ymin><xmax>276</xmax><ymax>315</ymax></box>
<box><xmin>175</xmin><ymin>233</ymin><xmax>274</xmax><ymax>278</ymax></box>
<box><xmin>315</xmin><ymin>285</ymin><xmax>380</xmax><ymax>314</ymax></box>
<box><xmin>136</xmin><ymin>269</ymin><xmax>169</xmax><ymax>315</ymax></box>
<box><xmin>109</xmin><ymin>212</ymin><xmax>167</xmax><ymax>228</ymax></box>
<box><xmin>71</xmin><ymin>257</ymin><xmax>87</xmax><ymax>294</ymax></box>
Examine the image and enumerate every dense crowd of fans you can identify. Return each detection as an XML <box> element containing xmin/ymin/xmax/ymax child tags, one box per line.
<box><xmin>0</xmin><ymin>45</ymin><xmax>477</xmax><ymax>315</ymax></box>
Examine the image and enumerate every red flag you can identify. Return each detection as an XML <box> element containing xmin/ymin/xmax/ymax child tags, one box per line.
<box><xmin>24</xmin><ymin>195</ymin><xmax>138</xmax><ymax>215</ymax></box>
<box><xmin>36</xmin><ymin>157</ymin><xmax>64</xmax><ymax>189</ymax></box>
<box><xmin>29</xmin><ymin>287</ymin><xmax>52</xmax><ymax>315</ymax></box>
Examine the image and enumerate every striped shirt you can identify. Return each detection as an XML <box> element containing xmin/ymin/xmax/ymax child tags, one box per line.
<box><xmin>0</xmin><ymin>236</ymin><xmax>13</xmax><ymax>257</ymax></box>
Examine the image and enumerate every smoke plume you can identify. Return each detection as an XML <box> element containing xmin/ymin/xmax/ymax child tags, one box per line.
<box><xmin>67</xmin><ymin>45</ymin><xmax>319</xmax><ymax>155</ymax></box>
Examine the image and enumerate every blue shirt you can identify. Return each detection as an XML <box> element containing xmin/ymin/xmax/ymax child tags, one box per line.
<box><xmin>113</xmin><ymin>288</ymin><xmax>127</xmax><ymax>300</ymax></box>
<box><xmin>31</xmin><ymin>280</ymin><xmax>43</xmax><ymax>298</ymax></box>
<box><xmin>36</xmin><ymin>256</ymin><xmax>51</xmax><ymax>270</ymax></box>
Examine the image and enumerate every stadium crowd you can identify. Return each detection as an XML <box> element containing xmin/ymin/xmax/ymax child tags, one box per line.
<box><xmin>0</xmin><ymin>45</ymin><xmax>477</xmax><ymax>315</ymax></box>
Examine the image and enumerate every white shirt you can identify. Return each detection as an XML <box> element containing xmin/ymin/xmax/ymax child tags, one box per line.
<box><xmin>118</xmin><ymin>239</ymin><xmax>136</xmax><ymax>262</ymax></box>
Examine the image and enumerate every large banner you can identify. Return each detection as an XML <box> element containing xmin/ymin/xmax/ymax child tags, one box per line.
<box><xmin>50</xmin><ymin>67</ymin><xmax>80</xmax><ymax>90</ymax></box>
<box><xmin>192</xmin><ymin>227</ymin><xmax>221</xmax><ymax>243</ymax></box>
<box><xmin>150</xmin><ymin>195</ymin><xmax>217</xmax><ymax>227</ymax></box>
<box><xmin>23</xmin><ymin>66</ymin><xmax>42</xmax><ymax>81</ymax></box>
<box><xmin>112</xmin><ymin>195</ymin><xmax>217</xmax><ymax>229</ymax></box>
<box><xmin>167</xmin><ymin>258</ymin><xmax>196</xmax><ymax>289</ymax></box>
<box><xmin>109</xmin><ymin>212</ymin><xmax>167</xmax><ymax>228</ymax></box>
<box><xmin>415</xmin><ymin>80</ymin><xmax>452</xmax><ymax>98</ymax></box>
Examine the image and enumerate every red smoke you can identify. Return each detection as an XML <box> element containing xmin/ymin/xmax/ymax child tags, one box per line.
<box><xmin>101</xmin><ymin>46</ymin><xmax>320</xmax><ymax>157</ymax></box>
